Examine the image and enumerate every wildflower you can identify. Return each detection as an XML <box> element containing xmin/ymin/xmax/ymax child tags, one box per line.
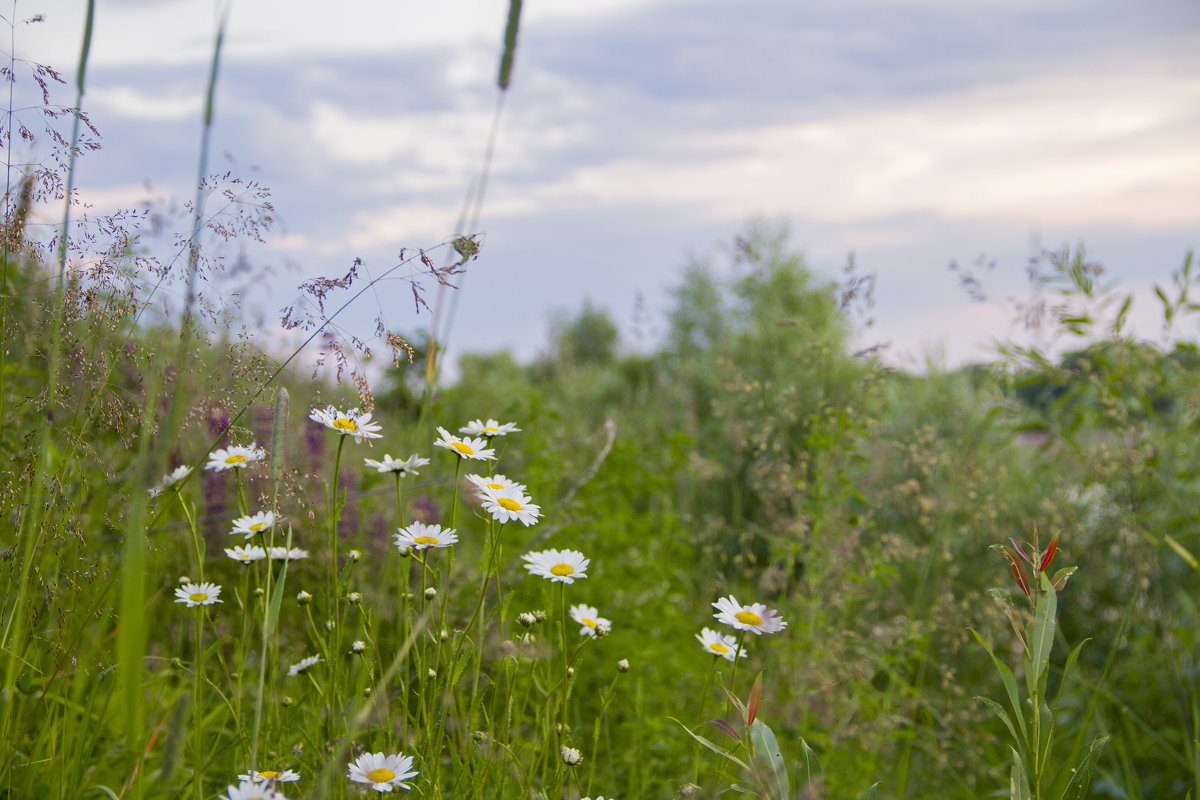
<box><xmin>287</xmin><ymin>655</ymin><xmax>322</xmax><ymax>676</ymax></box>
<box><xmin>433</xmin><ymin>427</ymin><xmax>495</xmax><ymax>461</ymax></box>
<box><xmin>393</xmin><ymin>522</ymin><xmax>458</xmax><ymax>551</ymax></box>
<box><xmin>225</xmin><ymin>545</ymin><xmax>268</xmax><ymax>564</ymax></box>
<box><xmin>230</xmin><ymin>511</ymin><xmax>279</xmax><ymax>538</ymax></box>
<box><xmin>479</xmin><ymin>487</ymin><xmax>542</xmax><ymax>527</ymax></box>
<box><xmin>309</xmin><ymin>406</ymin><xmax>383</xmax><ymax>443</ymax></box>
<box><xmin>522</xmin><ymin>549</ymin><xmax>589</xmax><ymax>584</ymax></box>
<box><xmin>149</xmin><ymin>465</ymin><xmax>192</xmax><ymax>498</ymax></box>
<box><xmin>174</xmin><ymin>582</ymin><xmax>222</xmax><ymax>607</ymax></box>
<box><xmin>268</xmin><ymin>547</ymin><xmax>310</xmax><ymax>561</ymax></box>
<box><xmin>616</xmin><ymin>659</ymin><xmax>630</xmax><ymax>673</ymax></box>
<box><xmin>561</xmin><ymin>746</ymin><xmax>582</xmax><ymax>766</ymax></box>
<box><xmin>347</xmin><ymin>751</ymin><xmax>418</xmax><ymax>793</ymax></box>
<box><xmin>569</xmin><ymin>604</ymin><xmax>612</xmax><ymax>637</ymax></box>
<box><xmin>296</xmin><ymin>590</ymin><xmax>312</xmax><ymax>605</ymax></box>
<box><xmin>364</xmin><ymin>453</ymin><xmax>430</xmax><ymax>475</ymax></box>
<box><xmin>347</xmin><ymin>549</ymin><xmax>363</xmax><ymax>562</ymax></box>
<box><xmin>516</xmin><ymin>612</ymin><xmax>538</xmax><ymax>628</ymax></box>
<box><xmin>238</xmin><ymin>769</ymin><xmax>301</xmax><ymax>783</ymax></box>
<box><xmin>466</xmin><ymin>473</ymin><xmax>527</xmax><ymax>495</ymax></box>
<box><xmin>351</xmin><ymin>640</ymin><xmax>367</xmax><ymax>654</ymax></box>
<box><xmin>712</xmin><ymin>596</ymin><xmax>787</xmax><ymax>635</ymax></box>
<box><xmin>219</xmin><ymin>781</ymin><xmax>289</xmax><ymax>800</ymax></box>
<box><xmin>347</xmin><ymin>592</ymin><xmax>362</xmax><ymax>605</ymax></box>
<box><xmin>424</xmin><ymin>587</ymin><xmax>437</xmax><ymax>600</ymax></box>
<box><xmin>207</xmin><ymin>444</ymin><xmax>266</xmax><ymax>472</ymax></box>
<box><xmin>696</xmin><ymin>627</ymin><xmax>747</xmax><ymax>661</ymax></box>
<box><xmin>460</xmin><ymin>418</ymin><xmax>521</xmax><ymax>437</ymax></box>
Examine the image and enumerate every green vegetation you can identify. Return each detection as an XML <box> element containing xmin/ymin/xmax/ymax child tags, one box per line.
<box><xmin>2</xmin><ymin>7</ymin><xmax>1198</xmax><ymax>800</ymax></box>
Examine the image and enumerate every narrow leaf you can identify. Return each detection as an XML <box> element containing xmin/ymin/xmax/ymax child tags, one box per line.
<box><xmin>1010</xmin><ymin>747</ymin><xmax>1033</xmax><ymax>800</ymax></box>
<box><xmin>970</xmin><ymin>629</ymin><xmax>1028</xmax><ymax>743</ymax></box>
<box><xmin>750</xmin><ymin>719</ymin><xmax>790</xmax><ymax>800</ymax></box>
<box><xmin>669</xmin><ymin>717</ymin><xmax>750</xmax><ymax>771</ymax></box>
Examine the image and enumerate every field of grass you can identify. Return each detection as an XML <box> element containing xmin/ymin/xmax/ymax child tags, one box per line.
<box><xmin>2</xmin><ymin>4</ymin><xmax>1198</xmax><ymax>799</ymax></box>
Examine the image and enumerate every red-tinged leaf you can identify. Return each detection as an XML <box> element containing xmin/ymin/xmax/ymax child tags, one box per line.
<box><xmin>709</xmin><ymin>718</ymin><xmax>740</xmax><ymax>741</ymax></box>
<box><xmin>748</xmin><ymin>681</ymin><xmax>761</xmax><ymax>726</ymax></box>
<box><xmin>1040</xmin><ymin>536</ymin><xmax>1058</xmax><ymax>573</ymax></box>
<box><xmin>1009</xmin><ymin>557</ymin><xmax>1031</xmax><ymax>597</ymax></box>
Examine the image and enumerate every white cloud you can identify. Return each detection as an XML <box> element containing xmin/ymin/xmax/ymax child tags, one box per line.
<box><xmin>90</xmin><ymin>86</ymin><xmax>201</xmax><ymax>121</ymax></box>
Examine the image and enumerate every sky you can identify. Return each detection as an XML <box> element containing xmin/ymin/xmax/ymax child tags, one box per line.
<box><xmin>6</xmin><ymin>0</ymin><xmax>1200</xmax><ymax>377</ymax></box>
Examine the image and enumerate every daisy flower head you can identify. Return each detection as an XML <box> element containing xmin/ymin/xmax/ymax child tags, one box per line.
<box><xmin>148</xmin><ymin>465</ymin><xmax>192</xmax><ymax>498</ymax></box>
<box><xmin>522</xmin><ymin>549</ymin><xmax>589</xmax><ymax>584</ymax></box>
<box><xmin>433</xmin><ymin>427</ymin><xmax>495</xmax><ymax>461</ymax></box>
<box><xmin>268</xmin><ymin>547</ymin><xmax>309</xmax><ymax>561</ymax></box>
<box><xmin>174</xmin><ymin>582</ymin><xmax>222</xmax><ymax>607</ymax></box>
<box><xmin>347</xmin><ymin>751</ymin><xmax>418</xmax><ymax>793</ymax></box>
<box><xmin>460</xmin><ymin>418</ymin><xmax>521</xmax><ymax>437</ymax></box>
<box><xmin>466</xmin><ymin>473</ymin><xmax>527</xmax><ymax>495</ymax></box>
<box><xmin>309</xmin><ymin>405</ymin><xmax>383</xmax><ymax>443</ymax></box>
<box><xmin>238</xmin><ymin>769</ymin><xmax>301</xmax><ymax>784</ymax></box>
<box><xmin>225</xmin><ymin>545</ymin><xmax>268</xmax><ymax>564</ymax></box>
<box><xmin>219</xmin><ymin>781</ymin><xmax>289</xmax><ymax>800</ymax></box>
<box><xmin>287</xmin><ymin>655</ymin><xmax>322</xmax><ymax>677</ymax></box>
<box><xmin>712</xmin><ymin>595</ymin><xmax>787</xmax><ymax>635</ymax></box>
<box><xmin>696</xmin><ymin>627</ymin><xmax>747</xmax><ymax>661</ymax></box>
<box><xmin>393</xmin><ymin>522</ymin><xmax>458</xmax><ymax>551</ymax></box>
<box><xmin>364</xmin><ymin>453</ymin><xmax>430</xmax><ymax>476</ymax></box>
<box><xmin>230</xmin><ymin>510</ymin><xmax>279</xmax><ymax>538</ymax></box>
<box><xmin>479</xmin><ymin>487</ymin><xmax>542</xmax><ymax>527</ymax></box>
<box><xmin>570</xmin><ymin>604</ymin><xmax>612</xmax><ymax>637</ymax></box>
<box><xmin>207</xmin><ymin>444</ymin><xmax>266</xmax><ymax>472</ymax></box>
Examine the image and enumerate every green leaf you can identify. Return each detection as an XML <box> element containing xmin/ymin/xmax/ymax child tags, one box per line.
<box><xmin>971</xmin><ymin>629</ymin><xmax>1028</xmax><ymax>743</ymax></box>
<box><xmin>1028</xmin><ymin>575</ymin><xmax>1057</xmax><ymax>697</ymax></box>
<box><xmin>1054</xmin><ymin>638</ymin><xmax>1091</xmax><ymax>706</ymax></box>
<box><xmin>670</xmin><ymin>717</ymin><xmax>750</xmax><ymax>771</ymax></box>
<box><xmin>749</xmin><ymin>719</ymin><xmax>790</xmax><ymax>800</ymax></box>
<box><xmin>857</xmin><ymin>782</ymin><xmax>880</xmax><ymax>800</ymax></box>
<box><xmin>1048</xmin><ymin>734</ymin><xmax>1108</xmax><ymax>800</ymax></box>
<box><xmin>977</xmin><ymin>696</ymin><xmax>1021</xmax><ymax>747</ymax></box>
<box><xmin>1010</xmin><ymin>747</ymin><xmax>1033</xmax><ymax>800</ymax></box>
<box><xmin>797</xmin><ymin>737</ymin><xmax>822</xmax><ymax>789</ymax></box>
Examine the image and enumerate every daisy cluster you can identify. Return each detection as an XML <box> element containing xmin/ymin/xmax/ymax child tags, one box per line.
<box><xmin>695</xmin><ymin>594</ymin><xmax>788</xmax><ymax>662</ymax></box>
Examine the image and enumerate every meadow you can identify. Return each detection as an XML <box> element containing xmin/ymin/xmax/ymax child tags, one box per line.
<box><xmin>2</xmin><ymin>4</ymin><xmax>1199</xmax><ymax>799</ymax></box>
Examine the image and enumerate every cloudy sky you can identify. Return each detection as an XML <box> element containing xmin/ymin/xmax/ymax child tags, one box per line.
<box><xmin>9</xmin><ymin>0</ymin><xmax>1200</xmax><ymax>374</ymax></box>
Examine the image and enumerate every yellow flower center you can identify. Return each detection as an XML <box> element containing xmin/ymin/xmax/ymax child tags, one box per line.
<box><xmin>332</xmin><ymin>417</ymin><xmax>357</xmax><ymax>432</ymax></box>
<box><xmin>497</xmin><ymin>498</ymin><xmax>521</xmax><ymax>511</ymax></box>
<box><xmin>225</xmin><ymin>455</ymin><xmax>247</xmax><ymax>464</ymax></box>
<box><xmin>250</xmin><ymin>521</ymin><xmax>268</xmax><ymax>531</ymax></box>
<box><xmin>258</xmin><ymin>771</ymin><xmax>281</xmax><ymax>779</ymax></box>
<box><xmin>451</xmin><ymin>441</ymin><xmax>474</xmax><ymax>455</ymax></box>
<box><xmin>366</xmin><ymin>767</ymin><xmax>395</xmax><ymax>783</ymax></box>
<box><xmin>485</xmin><ymin>426</ymin><xmax>498</xmax><ymax>432</ymax></box>
<box><xmin>487</xmin><ymin>482</ymin><xmax>504</xmax><ymax>489</ymax></box>
<box><xmin>550</xmin><ymin>564</ymin><xmax>573</xmax><ymax>577</ymax></box>
<box><xmin>709</xmin><ymin>642</ymin><xmax>730</xmax><ymax>654</ymax></box>
<box><xmin>736</xmin><ymin>610</ymin><xmax>763</xmax><ymax>626</ymax></box>
<box><xmin>189</xmin><ymin>592</ymin><xmax>208</xmax><ymax>602</ymax></box>
<box><xmin>582</xmin><ymin>618</ymin><xmax>597</xmax><ymax>628</ymax></box>
<box><xmin>413</xmin><ymin>535</ymin><xmax>438</xmax><ymax>545</ymax></box>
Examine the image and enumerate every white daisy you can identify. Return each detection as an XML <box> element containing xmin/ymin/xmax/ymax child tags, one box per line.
<box><xmin>206</xmin><ymin>444</ymin><xmax>266</xmax><ymax>472</ymax></box>
<box><xmin>347</xmin><ymin>751</ymin><xmax>418</xmax><ymax>793</ymax></box>
<box><xmin>479</xmin><ymin>487</ymin><xmax>541</xmax><ymax>526</ymax></box>
<box><xmin>225</xmin><ymin>545</ymin><xmax>268</xmax><ymax>563</ymax></box>
<box><xmin>148</xmin><ymin>465</ymin><xmax>193</xmax><ymax>498</ymax></box>
<box><xmin>695</xmin><ymin>627</ymin><xmax>747</xmax><ymax>661</ymax></box>
<box><xmin>569</xmin><ymin>604</ymin><xmax>612</xmax><ymax>637</ymax></box>
<box><xmin>364</xmin><ymin>453</ymin><xmax>430</xmax><ymax>475</ymax></box>
<box><xmin>238</xmin><ymin>769</ymin><xmax>300</xmax><ymax>783</ymax></box>
<box><xmin>174</xmin><ymin>582</ymin><xmax>222</xmax><ymax>607</ymax></box>
<box><xmin>287</xmin><ymin>655</ymin><xmax>322</xmax><ymax>676</ymax></box>
<box><xmin>308</xmin><ymin>405</ymin><xmax>383</xmax><ymax>443</ymax></box>
<box><xmin>267</xmin><ymin>547</ymin><xmax>309</xmax><ymax>561</ymax></box>
<box><xmin>230</xmin><ymin>510</ymin><xmax>279</xmax><ymax>538</ymax></box>
<box><xmin>433</xmin><ymin>427</ymin><xmax>495</xmax><ymax>461</ymax></box>
<box><xmin>219</xmin><ymin>780</ymin><xmax>289</xmax><ymax>800</ymax></box>
<box><xmin>712</xmin><ymin>595</ymin><xmax>787</xmax><ymax>635</ymax></box>
<box><xmin>466</xmin><ymin>473</ymin><xmax>528</xmax><ymax>495</ymax></box>
<box><xmin>522</xmin><ymin>549</ymin><xmax>589</xmax><ymax>584</ymax></box>
<box><xmin>393</xmin><ymin>522</ymin><xmax>458</xmax><ymax>551</ymax></box>
<box><xmin>460</xmin><ymin>418</ymin><xmax>521</xmax><ymax>437</ymax></box>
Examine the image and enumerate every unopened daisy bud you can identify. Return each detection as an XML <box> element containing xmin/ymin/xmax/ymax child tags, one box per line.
<box><xmin>427</xmin><ymin>668</ymin><xmax>437</xmax><ymax>679</ymax></box>
<box><xmin>281</xmin><ymin>696</ymin><xmax>293</xmax><ymax>707</ymax></box>
<box><xmin>347</xmin><ymin>591</ymin><xmax>362</xmax><ymax>605</ymax></box>
<box><xmin>351</xmin><ymin>640</ymin><xmax>367</xmax><ymax>654</ymax></box>
<box><xmin>396</xmin><ymin>544</ymin><xmax>413</xmax><ymax>557</ymax></box>
<box><xmin>471</xmin><ymin>730</ymin><xmax>488</xmax><ymax>744</ymax></box>
<box><xmin>347</xmin><ymin>549</ymin><xmax>362</xmax><ymax>562</ymax></box>
<box><xmin>617</xmin><ymin>659</ymin><xmax>630</xmax><ymax>673</ymax></box>
<box><xmin>556</xmin><ymin>723</ymin><xmax>570</xmax><ymax>735</ymax></box>
<box><xmin>561</xmin><ymin>746</ymin><xmax>582</xmax><ymax>766</ymax></box>
<box><xmin>253</xmin><ymin>587</ymin><xmax>265</xmax><ymax>597</ymax></box>
<box><xmin>517</xmin><ymin>612</ymin><xmax>538</xmax><ymax>628</ymax></box>
<box><xmin>178</xmin><ymin>576</ymin><xmax>191</xmax><ymax>584</ymax></box>
<box><xmin>533</xmin><ymin>610</ymin><xmax>548</xmax><ymax>622</ymax></box>
<box><xmin>424</xmin><ymin>587</ymin><xmax>437</xmax><ymax>600</ymax></box>
<box><xmin>296</xmin><ymin>590</ymin><xmax>312</xmax><ymax>606</ymax></box>
<box><xmin>567</xmin><ymin>666</ymin><xmax>575</xmax><ymax>677</ymax></box>
<box><xmin>325</xmin><ymin>620</ymin><xmax>334</xmax><ymax>631</ymax></box>
<box><xmin>440</xmin><ymin>628</ymin><xmax>449</xmax><ymax>641</ymax></box>
<box><xmin>363</xmin><ymin>687</ymin><xmax>372</xmax><ymax>697</ymax></box>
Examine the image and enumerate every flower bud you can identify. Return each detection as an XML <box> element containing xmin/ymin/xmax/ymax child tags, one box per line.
<box><xmin>347</xmin><ymin>591</ymin><xmax>362</xmax><ymax>605</ymax></box>
<box><xmin>296</xmin><ymin>590</ymin><xmax>312</xmax><ymax>606</ymax></box>
<box><xmin>363</xmin><ymin>687</ymin><xmax>372</xmax><ymax>697</ymax></box>
<box><xmin>517</xmin><ymin>612</ymin><xmax>538</xmax><ymax>628</ymax></box>
<box><xmin>347</xmin><ymin>549</ymin><xmax>363</xmax><ymax>563</ymax></box>
<box><xmin>252</xmin><ymin>587</ymin><xmax>265</xmax><ymax>597</ymax></box>
<box><xmin>425</xmin><ymin>587</ymin><xmax>438</xmax><ymax>600</ymax></box>
<box><xmin>427</xmin><ymin>668</ymin><xmax>437</xmax><ymax>679</ymax></box>
<box><xmin>560</xmin><ymin>746</ymin><xmax>582</xmax><ymax>766</ymax></box>
<box><xmin>617</xmin><ymin>659</ymin><xmax>630</xmax><ymax>673</ymax></box>
<box><xmin>351</xmin><ymin>640</ymin><xmax>367</xmax><ymax>654</ymax></box>
<box><xmin>281</xmin><ymin>696</ymin><xmax>293</xmax><ymax>707</ymax></box>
